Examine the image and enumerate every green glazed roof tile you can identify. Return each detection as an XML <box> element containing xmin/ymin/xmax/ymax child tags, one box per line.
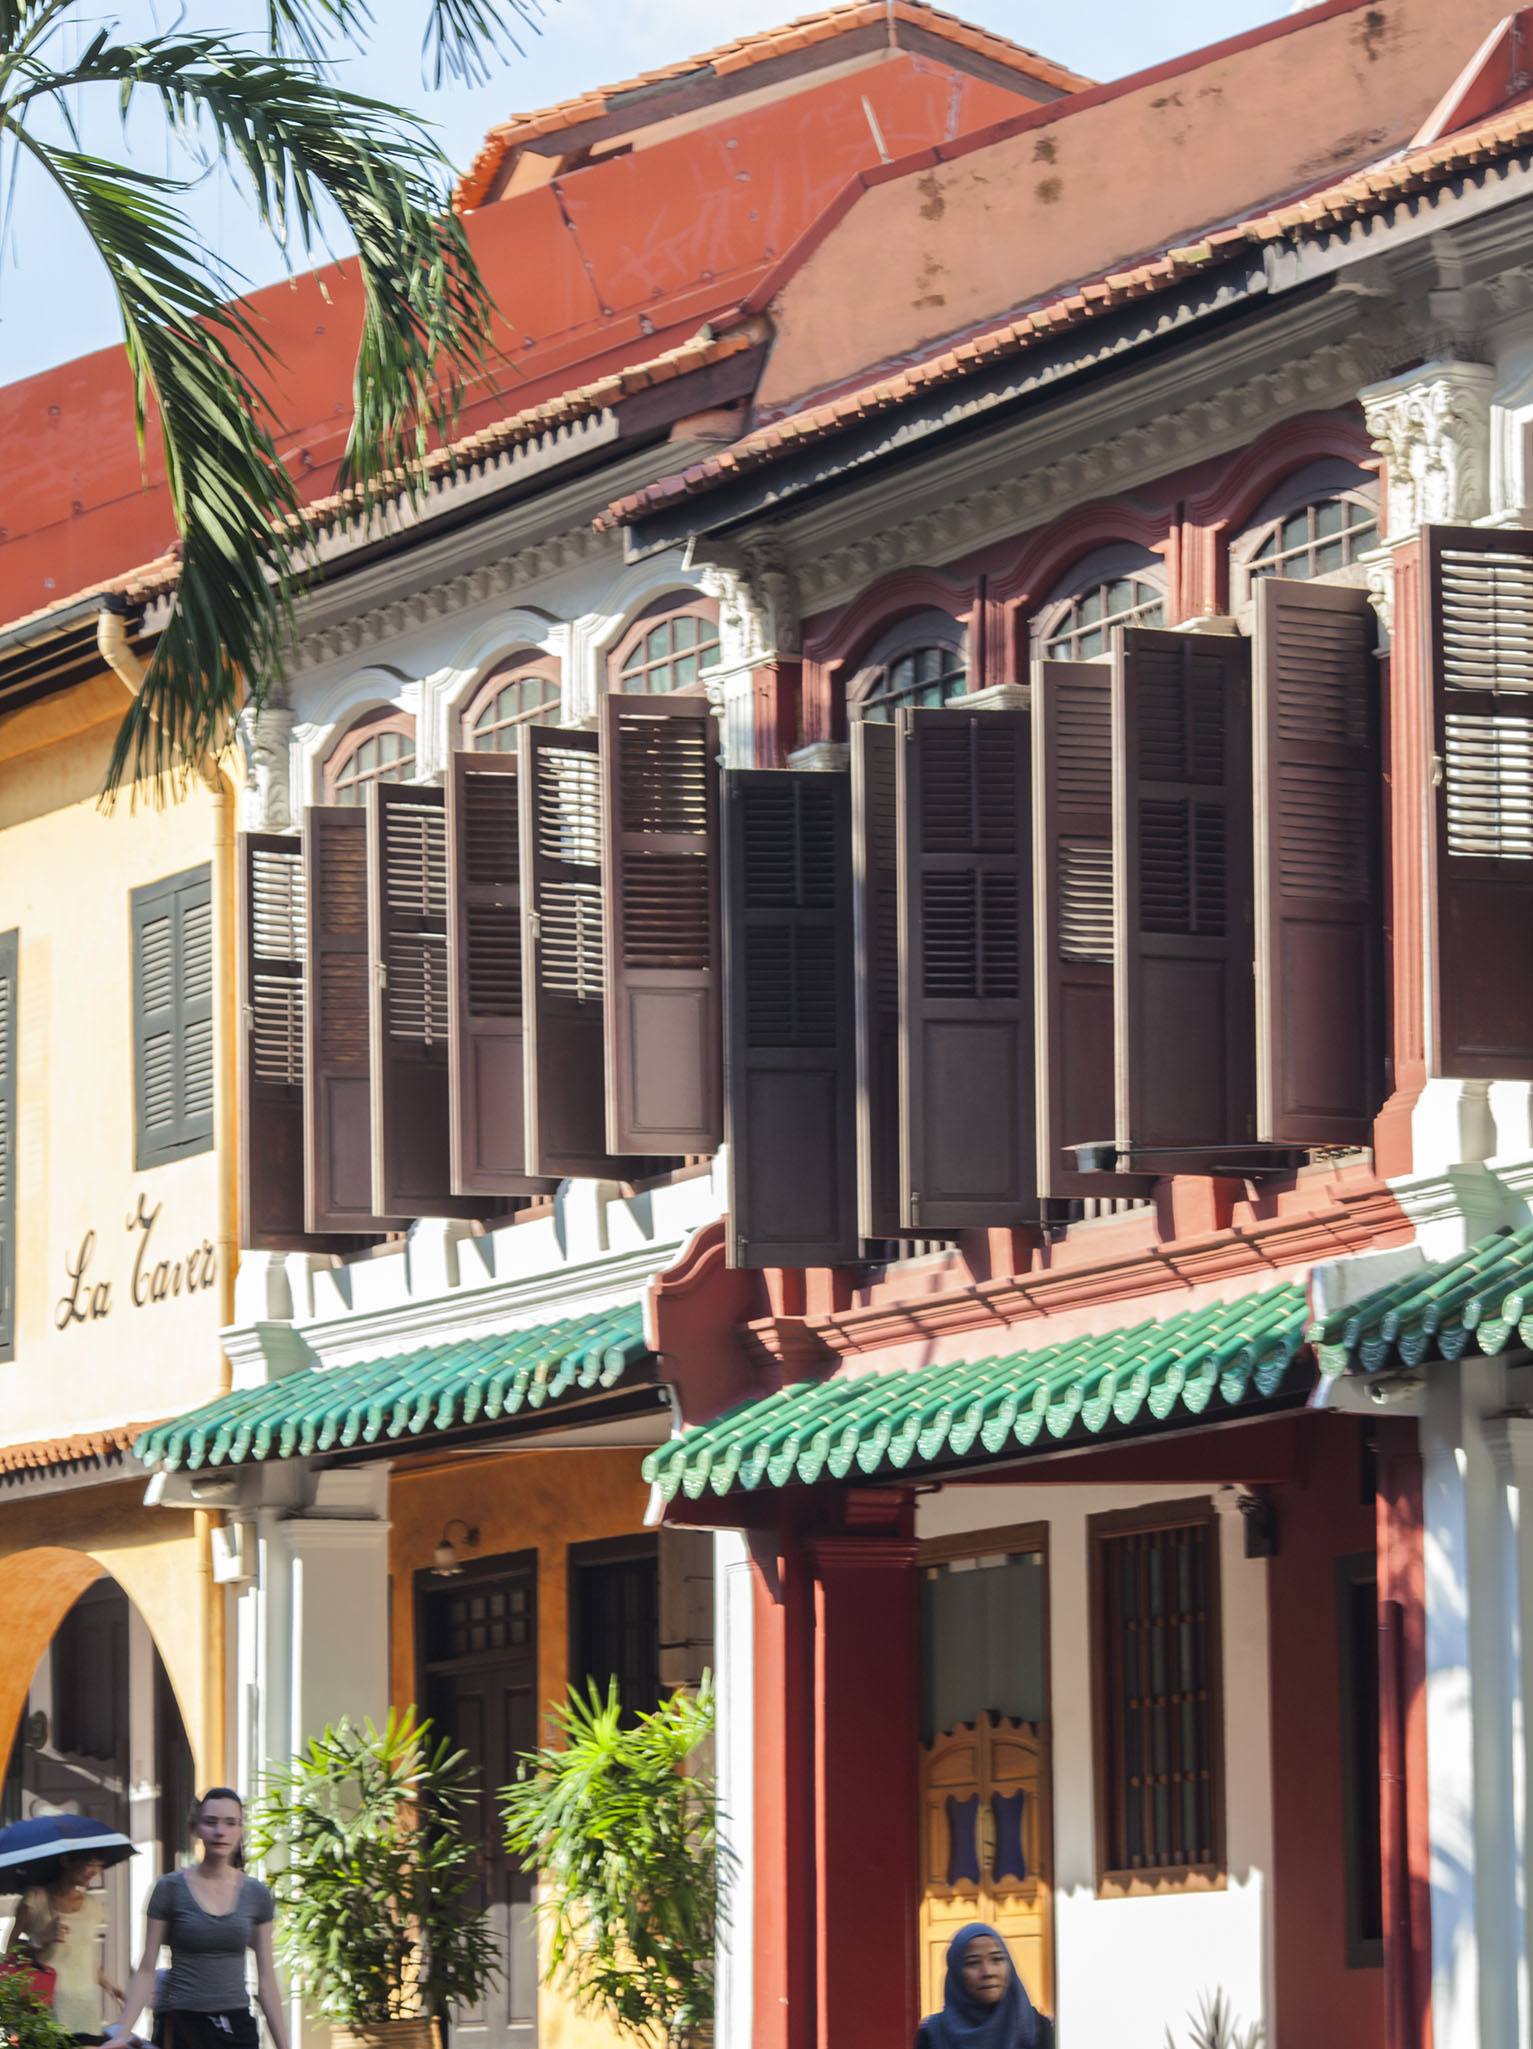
<box><xmin>1307</xmin><ymin>1223</ymin><xmax>1533</xmax><ymax>1376</ymax></box>
<box><xmin>134</xmin><ymin>1304</ymin><xmax>650</xmax><ymax>1471</ymax></box>
<box><xmin>643</xmin><ymin>1280</ymin><xmax>1312</xmax><ymax>1502</ymax></box>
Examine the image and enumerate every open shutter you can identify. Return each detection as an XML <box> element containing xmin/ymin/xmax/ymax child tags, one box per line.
<box><xmin>446</xmin><ymin>751</ymin><xmax>557</xmax><ymax>1198</ymax></box>
<box><xmin>368</xmin><ymin>782</ymin><xmax>497</xmax><ymax>1219</ymax></box>
<box><xmin>601</xmin><ymin>694</ymin><xmax>722</xmax><ymax>1154</ymax></box>
<box><xmin>304</xmin><ymin>805</ymin><xmax>403</xmax><ymax>1234</ymax></box>
<box><xmin>1425</xmin><ymin>526</ymin><xmax>1533</xmax><ymax>1080</ymax></box>
<box><xmin>898</xmin><ymin>706</ymin><xmax>1036</xmax><ymax>1229</ymax></box>
<box><xmin>852</xmin><ymin>719</ymin><xmax>903</xmax><ymax>1237</ymax></box>
<box><xmin>723</xmin><ymin>770</ymin><xmax>856</xmax><ymax>1267</ymax></box>
<box><xmin>1032</xmin><ymin>662</ymin><xmax>1154</xmax><ymax>1198</ymax></box>
<box><xmin>1114</xmin><ymin>629</ymin><xmax>1255</xmax><ymax>1164</ymax></box>
<box><xmin>520</xmin><ymin>723</ymin><xmax>627</xmax><ymax>1179</ymax></box>
<box><xmin>0</xmin><ymin>929</ymin><xmax>16</xmax><ymax>1362</ymax></box>
<box><xmin>1253</xmin><ymin>579</ymin><xmax>1382</xmax><ymax>1142</ymax></box>
<box><xmin>237</xmin><ymin>833</ymin><xmax>350</xmax><ymax>1251</ymax></box>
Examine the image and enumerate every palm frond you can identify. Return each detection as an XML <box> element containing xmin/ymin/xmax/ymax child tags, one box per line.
<box><xmin>423</xmin><ymin>0</ymin><xmax>547</xmax><ymax>88</ymax></box>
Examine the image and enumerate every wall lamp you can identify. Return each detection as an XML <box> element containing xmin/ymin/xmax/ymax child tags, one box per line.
<box><xmin>432</xmin><ymin>1519</ymin><xmax>480</xmax><ymax>1577</ymax></box>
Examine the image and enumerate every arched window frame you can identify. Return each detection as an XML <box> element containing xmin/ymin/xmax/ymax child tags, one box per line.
<box><xmin>847</xmin><ymin>609</ymin><xmax>970</xmax><ymax>722</ymax></box>
<box><xmin>607</xmin><ymin>591</ymin><xmax>721</xmax><ymax>697</ymax></box>
<box><xmin>322</xmin><ymin>704</ymin><xmax>418</xmax><ymax>804</ymax></box>
<box><xmin>460</xmin><ymin>653</ymin><xmax>563</xmax><ymax>751</ymax></box>
<box><xmin>1032</xmin><ymin>543</ymin><xmax>1167</xmax><ymax>662</ymax></box>
<box><xmin>1228</xmin><ymin>457</ymin><xmax>1381</xmax><ymax>616</ymax></box>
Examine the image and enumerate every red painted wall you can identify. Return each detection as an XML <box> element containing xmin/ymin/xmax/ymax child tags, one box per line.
<box><xmin>1266</xmin><ymin>1414</ymin><xmax>1386</xmax><ymax>2049</ymax></box>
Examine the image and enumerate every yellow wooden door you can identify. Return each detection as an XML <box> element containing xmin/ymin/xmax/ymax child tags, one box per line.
<box><xmin>918</xmin><ymin>1713</ymin><xmax>1053</xmax><ymax>2019</ymax></box>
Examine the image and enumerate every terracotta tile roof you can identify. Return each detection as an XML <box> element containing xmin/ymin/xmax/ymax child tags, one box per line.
<box><xmin>454</xmin><ymin>0</ymin><xmax>1090</xmax><ymax>211</ymax></box>
<box><xmin>0</xmin><ymin>1423</ymin><xmax>158</xmax><ymax>1481</ymax></box>
<box><xmin>1</xmin><ymin>321</ymin><xmax>767</xmax><ymax>645</ymax></box>
<box><xmin>601</xmin><ymin>96</ymin><xmax>1533</xmax><ymax>530</ymax></box>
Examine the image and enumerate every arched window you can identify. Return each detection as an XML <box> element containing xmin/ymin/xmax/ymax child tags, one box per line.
<box><xmin>610</xmin><ymin>594</ymin><xmax>720</xmax><ymax>696</ymax></box>
<box><xmin>462</xmin><ymin>655</ymin><xmax>562</xmax><ymax>751</ymax></box>
<box><xmin>1235</xmin><ymin>458</ymin><xmax>1379</xmax><ymax>598</ymax></box>
<box><xmin>1035</xmin><ymin>544</ymin><xmax>1166</xmax><ymax>661</ymax></box>
<box><xmin>323</xmin><ymin>705</ymin><xmax>417</xmax><ymax>805</ymax></box>
<box><xmin>849</xmin><ymin>610</ymin><xmax>969</xmax><ymax>723</ymax></box>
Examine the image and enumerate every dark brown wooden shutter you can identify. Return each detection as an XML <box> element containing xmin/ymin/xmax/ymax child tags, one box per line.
<box><xmin>1114</xmin><ymin>629</ymin><xmax>1255</xmax><ymax>1164</ymax></box>
<box><xmin>237</xmin><ymin>832</ymin><xmax>351</xmax><ymax>1252</ymax></box>
<box><xmin>446</xmin><ymin>751</ymin><xmax>556</xmax><ymax>1198</ymax></box>
<box><xmin>1253</xmin><ymin>579</ymin><xmax>1382</xmax><ymax>1142</ymax></box>
<box><xmin>1033</xmin><ymin>661</ymin><xmax>1155</xmax><ymax>1198</ymax></box>
<box><xmin>0</xmin><ymin>927</ymin><xmax>15</xmax><ymax>1363</ymax></box>
<box><xmin>1425</xmin><ymin>526</ymin><xmax>1533</xmax><ymax>1080</ymax></box>
<box><xmin>723</xmin><ymin>769</ymin><xmax>856</xmax><ymax>1267</ymax></box>
<box><xmin>368</xmin><ymin>782</ymin><xmax>496</xmax><ymax>1219</ymax></box>
<box><xmin>520</xmin><ymin>723</ymin><xmax>627</xmax><ymax>1179</ymax></box>
<box><xmin>897</xmin><ymin>706</ymin><xmax>1037</xmax><ymax>1228</ymax></box>
<box><xmin>601</xmin><ymin>694</ymin><xmax>722</xmax><ymax>1154</ymax></box>
<box><xmin>304</xmin><ymin>805</ymin><xmax>403</xmax><ymax>1234</ymax></box>
<box><xmin>852</xmin><ymin>719</ymin><xmax>902</xmax><ymax>1238</ymax></box>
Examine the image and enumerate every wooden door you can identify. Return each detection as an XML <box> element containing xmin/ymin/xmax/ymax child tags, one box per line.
<box><xmin>421</xmin><ymin>1565</ymin><xmax>539</xmax><ymax>2049</ymax></box>
<box><xmin>919</xmin><ymin>1712</ymin><xmax>1053</xmax><ymax>2019</ymax></box>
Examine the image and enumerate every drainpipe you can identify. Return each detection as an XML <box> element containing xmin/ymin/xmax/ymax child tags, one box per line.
<box><xmin>99</xmin><ymin>605</ymin><xmax>236</xmax><ymax>1780</ymax></box>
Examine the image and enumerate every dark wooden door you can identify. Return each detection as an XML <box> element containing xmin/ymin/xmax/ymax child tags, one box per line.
<box><xmin>421</xmin><ymin>1563</ymin><xmax>538</xmax><ymax>2049</ymax></box>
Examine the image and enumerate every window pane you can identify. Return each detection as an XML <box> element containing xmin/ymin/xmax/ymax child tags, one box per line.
<box><xmin>1316</xmin><ymin>496</ymin><xmax>1346</xmax><ymax>538</ymax></box>
<box><xmin>674</xmin><ymin>613</ymin><xmax>700</xmax><ymax>650</ymax></box>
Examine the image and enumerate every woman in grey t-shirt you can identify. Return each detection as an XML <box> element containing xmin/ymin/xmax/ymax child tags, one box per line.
<box><xmin>101</xmin><ymin>1791</ymin><xmax>288</xmax><ymax>2049</ymax></box>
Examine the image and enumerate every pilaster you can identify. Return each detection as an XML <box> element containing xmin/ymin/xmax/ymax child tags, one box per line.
<box><xmin>237</xmin><ymin>698</ymin><xmax>296</xmax><ymax>832</ymax></box>
<box><xmin>1362</xmin><ymin>360</ymin><xmax>1495</xmax><ymax>541</ymax></box>
<box><xmin>697</xmin><ymin>541</ymin><xmax>802</xmax><ymax>769</ymax></box>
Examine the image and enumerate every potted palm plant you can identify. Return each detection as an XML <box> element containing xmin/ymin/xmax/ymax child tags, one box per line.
<box><xmin>250</xmin><ymin>1708</ymin><xmax>498</xmax><ymax>2049</ymax></box>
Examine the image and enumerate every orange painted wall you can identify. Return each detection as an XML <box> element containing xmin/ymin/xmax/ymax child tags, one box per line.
<box><xmin>757</xmin><ymin>0</ymin><xmax>1517</xmax><ymax>412</ymax></box>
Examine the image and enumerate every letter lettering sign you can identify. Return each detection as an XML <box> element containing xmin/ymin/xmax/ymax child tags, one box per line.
<box><xmin>54</xmin><ymin>1195</ymin><xmax>218</xmax><ymax>1328</ymax></box>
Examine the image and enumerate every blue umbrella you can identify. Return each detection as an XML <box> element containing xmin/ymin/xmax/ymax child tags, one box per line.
<box><xmin>0</xmin><ymin>1815</ymin><xmax>137</xmax><ymax>1885</ymax></box>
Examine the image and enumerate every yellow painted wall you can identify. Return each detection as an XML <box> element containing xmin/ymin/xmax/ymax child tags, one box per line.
<box><xmin>388</xmin><ymin>1446</ymin><xmax>653</xmax><ymax>2049</ymax></box>
<box><xmin>0</xmin><ymin>696</ymin><xmax>233</xmax><ymax>1443</ymax></box>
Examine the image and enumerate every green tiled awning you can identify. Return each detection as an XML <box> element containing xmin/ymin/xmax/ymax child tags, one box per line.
<box><xmin>135</xmin><ymin>1304</ymin><xmax>650</xmax><ymax>1472</ymax></box>
<box><xmin>1308</xmin><ymin>1221</ymin><xmax>1533</xmax><ymax>1374</ymax></box>
<box><xmin>643</xmin><ymin>1284</ymin><xmax>1311</xmax><ymax>1502</ymax></box>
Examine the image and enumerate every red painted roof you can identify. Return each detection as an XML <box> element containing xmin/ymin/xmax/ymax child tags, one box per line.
<box><xmin>1</xmin><ymin>26</ymin><xmax>1060</xmax><ymax>631</ymax></box>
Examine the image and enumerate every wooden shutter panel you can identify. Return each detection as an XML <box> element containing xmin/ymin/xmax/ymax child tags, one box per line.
<box><xmin>446</xmin><ymin>751</ymin><xmax>557</xmax><ymax>1198</ymax></box>
<box><xmin>132</xmin><ymin>866</ymin><xmax>213</xmax><ymax>1170</ymax></box>
<box><xmin>1253</xmin><ymin>579</ymin><xmax>1382</xmax><ymax>1142</ymax></box>
<box><xmin>852</xmin><ymin>719</ymin><xmax>903</xmax><ymax>1238</ymax></box>
<box><xmin>520</xmin><ymin>723</ymin><xmax>627</xmax><ymax>1179</ymax></box>
<box><xmin>1114</xmin><ymin>630</ymin><xmax>1255</xmax><ymax>1163</ymax></box>
<box><xmin>0</xmin><ymin>928</ymin><xmax>16</xmax><ymax>1362</ymax></box>
<box><xmin>723</xmin><ymin>770</ymin><xmax>856</xmax><ymax>1267</ymax></box>
<box><xmin>304</xmin><ymin>805</ymin><xmax>403</xmax><ymax>1233</ymax></box>
<box><xmin>601</xmin><ymin>694</ymin><xmax>722</xmax><ymax>1154</ymax></box>
<box><xmin>237</xmin><ymin>833</ymin><xmax>349</xmax><ymax>1251</ymax></box>
<box><xmin>368</xmin><ymin>782</ymin><xmax>497</xmax><ymax>1219</ymax></box>
<box><xmin>898</xmin><ymin>707</ymin><xmax>1037</xmax><ymax>1228</ymax></box>
<box><xmin>1426</xmin><ymin>526</ymin><xmax>1533</xmax><ymax>1080</ymax></box>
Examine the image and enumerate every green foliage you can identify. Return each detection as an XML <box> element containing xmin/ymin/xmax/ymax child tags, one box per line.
<box><xmin>502</xmin><ymin>1679</ymin><xmax>720</xmax><ymax>2049</ymax></box>
<box><xmin>1164</xmin><ymin>1991</ymin><xmax>1265</xmax><ymax>2049</ymax></box>
<box><xmin>0</xmin><ymin>1969</ymin><xmax>75</xmax><ymax>2049</ymax></box>
<box><xmin>249</xmin><ymin>1706</ymin><xmax>499</xmax><ymax>2028</ymax></box>
<box><xmin>0</xmin><ymin>2</ymin><xmax>509</xmax><ymax>796</ymax></box>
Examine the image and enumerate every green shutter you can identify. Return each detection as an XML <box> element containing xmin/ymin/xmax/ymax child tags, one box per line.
<box><xmin>132</xmin><ymin>866</ymin><xmax>214</xmax><ymax>1169</ymax></box>
<box><xmin>0</xmin><ymin>929</ymin><xmax>16</xmax><ymax>1362</ymax></box>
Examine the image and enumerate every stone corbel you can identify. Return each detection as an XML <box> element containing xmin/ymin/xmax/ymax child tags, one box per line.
<box><xmin>1361</xmin><ymin>359</ymin><xmax>1495</xmax><ymax>542</ymax></box>
<box><xmin>237</xmin><ymin>697</ymin><xmax>296</xmax><ymax>832</ymax></box>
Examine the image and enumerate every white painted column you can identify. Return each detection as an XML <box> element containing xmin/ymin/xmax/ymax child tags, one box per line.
<box><xmin>276</xmin><ymin>1519</ymin><xmax>391</xmax><ymax>1749</ymax></box>
<box><xmin>123</xmin><ymin>1608</ymin><xmax>159</xmax><ymax>1994</ymax></box>
<box><xmin>1485</xmin><ymin>1414</ymin><xmax>1533</xmax><ymax>2049</ymax></box>
<box><xmin>712</xmin><ymin>1530</ymin><xmax>755</xmax><ymax>2049</ymax></box>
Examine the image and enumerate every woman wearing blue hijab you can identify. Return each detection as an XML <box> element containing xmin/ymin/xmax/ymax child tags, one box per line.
<box><xmin>916</xmin><ymin>1923</ymin><xmax>1054</xmax><ymax>2049</ymax></box>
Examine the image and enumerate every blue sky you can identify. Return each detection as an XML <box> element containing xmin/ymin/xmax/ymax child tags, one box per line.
<box><xmin>0</xmin><ymin>1</ymin><xmax>1292</xmax><ymax>385</ymax></box>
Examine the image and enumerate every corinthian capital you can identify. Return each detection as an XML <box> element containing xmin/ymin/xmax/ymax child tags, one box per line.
<box><xmin>1361</xmin><ymin>360</ymin><xmax>1494</xmax><ymax>541</ymax></box>
<box><xmin>237</xmin><ymin>697</ymin><xmax>296</xmax><ymax>832</ymax></box>
<box><xmin>694</xmin><ymin>539</ymin><xmax>801</xmax><ymax>667</ymax></box>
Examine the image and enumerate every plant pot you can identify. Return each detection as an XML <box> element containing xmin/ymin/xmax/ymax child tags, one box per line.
<box><xmin>331</xmin><ymin>2020</ymin><xmax>437</xmax><ymax>2049</ymax></box>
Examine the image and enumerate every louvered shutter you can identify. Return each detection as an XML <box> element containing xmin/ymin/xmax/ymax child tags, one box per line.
<box><xmin>446</xmin><ymin>751</ymin><xmax>557</xmax><ymax>1198</ymax></box>
<box><xmin>520</xmin><ymin>723</ymin><xmax>628</xmax><ymax>1179</ymax></box>
<box><xmin>368</xmin><ymin>782</ymin><xmax>496</xmax><ymax>1219</ymax></box>
<box><xmin>723</xmin><ymin>770</ymin><xmax>856</xmax><ymax>1267</ymax></box>
<box><xmin>131</xmin><ymin>866</ymin><xmax>213</xmax><ymax>1170</ymax></box>
<box><xmin>1425</xmin><ymin>526</ymin><xmax>1533</xmax><ymax>1080</ymax></box>
<box><xmin>1032</xmin><ymin>663</ymin><xmax>1151</xmax><ymax>1197</ymax></box>
<box><xmin>601</xmin><ymin>694</ymin><xmax>722</xmax><ymax>1154</ymax></box>
<box><xmin>0</xmin><ymin>929</ymin><xmax>16</xmax><ymax>1362</ymax></box>
<box><xmin>852</xmin><ymin>720</ymin><xmax>903</xmax><ymax>1238</ymax></box>
<box><xmin>898</xmin><ymin>707</ymin><xmax>1037</xmax><ymax>1228</ymax></box>
<box><xmin>237</xmin><ymin>833</ymin><xmax>347</xmax><ymax>1251</ymax></box>
<box><xmin>1114</xmin><ymin>630</ymin><xmax>1255</xmax><ymax>1163</ymax></box>
<box><xmin>1253</xmin><ymin>580</ymin><xmax>1382</xmax><ymax>1142</ymax></box>
<box><xmin>304</xmin><ymin>805</ymin><xmax>403</xmax><ymax>1233</ymax></box>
